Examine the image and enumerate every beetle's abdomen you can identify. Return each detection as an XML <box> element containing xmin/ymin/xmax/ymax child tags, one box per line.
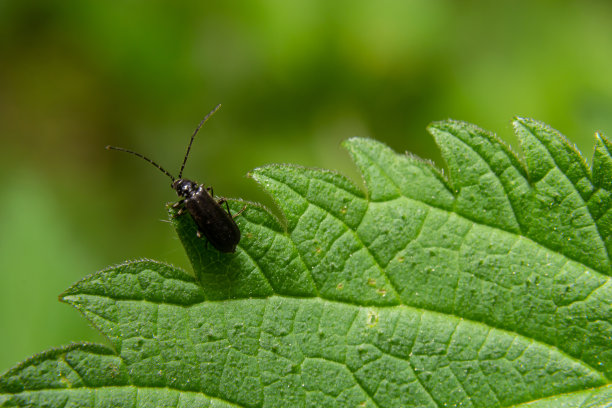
<box><xmin>183</xmin><ymin>186</ymin><xmax>240</xmax><ymax>253</ymax></box>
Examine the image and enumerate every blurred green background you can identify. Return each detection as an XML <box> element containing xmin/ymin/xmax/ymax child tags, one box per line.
<box><xmin>2</xmin><ymin>0</ymin><xmax>612</xmax><ymax>371</ymax></box>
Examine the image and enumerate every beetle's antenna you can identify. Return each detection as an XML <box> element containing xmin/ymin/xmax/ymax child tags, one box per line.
<box><xmin>106</xmin><ymin>145</ymin><xmax>176</xmax><ymax>182</ymax></box>
<box><xmin>178</xmin><ymin>103</ymin><xmax>221</xmax><ymax>179</ymax></box>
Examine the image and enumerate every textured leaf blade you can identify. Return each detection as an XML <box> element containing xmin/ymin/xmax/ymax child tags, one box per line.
<box><xmin>4</xmin><ymin>261</ymin><xmax>605</xmax><ymax>407</ymax></box>
<box><xmin>2</xmin><ymin>118</ymin><xmax>611</xmax><ymax>407</ymax></box>
<box><xmin>346</xmin><ymin>127</ymin><xmax>612</xmax><ymax>380</ymax></box>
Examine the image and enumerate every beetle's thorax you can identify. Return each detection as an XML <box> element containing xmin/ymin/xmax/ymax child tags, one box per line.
<box><xmin>172</xmin><ymin>179</ymin><xmax>199</xmax><ymax>198</ymax></box>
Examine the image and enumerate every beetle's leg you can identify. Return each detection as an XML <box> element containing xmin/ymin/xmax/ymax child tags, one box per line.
<box><xmin>233</xmin><ymin>204</ymin><xmax>248</xmax><ymax>219</ymax></box>
<box><xmin>208</xmin><ymin>186</ymin><xmax>214</xmax><ymax>196</ymax></box>
<box><xmin>217</xmin><ymin>197</ymin><xmax>247</xmax><ymax>219</ymax></box>
<box><xmin>172</xmin><ymin>199</ymin><xmax>186</xmax><ymax>216</ymax></box>
<box><xmin>216</xmin><ymin>197</ymin><xmax>230</xmax><ymax>211</ymax></box>
<box><xmin>216</xmin><ymin>197</ymin><xmax>233</xmax><ymax>215</ymax></box>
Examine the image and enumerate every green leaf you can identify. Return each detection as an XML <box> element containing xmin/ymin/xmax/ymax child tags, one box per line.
<box><xmin>2</xmin><ymin>118</ymin><xmax>611</xmax><ymax>407</ymax></box>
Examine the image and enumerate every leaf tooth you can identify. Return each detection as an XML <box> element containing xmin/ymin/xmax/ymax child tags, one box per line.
<box><xmin>251</xmin><ymin>164</ymin><xmax>367</xmax><ymax>232</ymax></box>
<box><xmin>344</xmin><ymin>137</ymin><xmax>454</xmax><ymax>209</ymax></box>
<box><xmin>428</xmin><ymin>120</ymin><xmax>524</xmax><ymax>234</ymax></box>
<box><xmin>514</xmin><ymin>117</ymin><xmax>592</xmax><ymax>196</ymax></box>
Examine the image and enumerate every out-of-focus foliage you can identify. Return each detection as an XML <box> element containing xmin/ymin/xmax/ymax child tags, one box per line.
<box><xmin>1</xmin><ymin>0</ymin><xmax>612</xmax><ymax>372</ymax></box>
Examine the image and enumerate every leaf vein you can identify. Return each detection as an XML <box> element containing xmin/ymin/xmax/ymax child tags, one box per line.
<box><xmin>265</xmin><ymin>173</ymin><xmax>403</xmax><ymax>301</ymax></box>
<box><xmin>451</xmin><ymin>131</ymin><xmax>523</xmax><ymax>235</ymax></box>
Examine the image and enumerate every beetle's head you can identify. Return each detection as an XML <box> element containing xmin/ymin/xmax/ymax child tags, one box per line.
<box><xmin>172</xmin><ymin>179</ymin><xmax>198</xmax><ymax>197</ymax></box>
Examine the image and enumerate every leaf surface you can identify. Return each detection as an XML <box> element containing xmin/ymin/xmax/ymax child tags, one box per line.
<box><xmin>1</xmin><ymin>118</ymin><xmax>611</xmax><ymax>407</ymax></box>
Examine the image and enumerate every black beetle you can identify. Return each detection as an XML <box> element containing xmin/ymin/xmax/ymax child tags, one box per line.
<box><xmin>106</xmin><ymin>104</ymin><xmax>244</xmax><ymax>253</ymax></box>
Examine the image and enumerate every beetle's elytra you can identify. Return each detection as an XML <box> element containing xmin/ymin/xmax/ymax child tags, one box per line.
<box><xmin>106</xmin><ymin>104</ymin><xmax>244</xmax><ymax>253</ymax></box>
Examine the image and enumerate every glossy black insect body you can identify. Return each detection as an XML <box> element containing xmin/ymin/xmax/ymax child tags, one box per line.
<box><xmin>106</xmin><ymin>104</ymin><xmax>242</xmax><ymax>253</ymax></box>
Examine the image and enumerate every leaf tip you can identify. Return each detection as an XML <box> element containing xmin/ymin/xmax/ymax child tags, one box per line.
<box><xmin>595</xmin><ymin>131</ymin><xmax>611</xmax><ymax>146</ymax></box>
<box><xmin>512</xmin><ymin>116</ymin><xmax>543</xmax><ymax>133</ymax></box>
<box><xmin>341</xmin><ymin>136</ymin><xmax>371</xmax><ymax>152</ymax></box>
<box><xmin>427</xmin><ymin>118</ymin><xmax>486</xmax><ymax>138</ymax></box>
<box><xmin>426</xmin><ymin>118</ymin><xmax>456</xmax><ymax>131</ymax></box>
<box><xmin>247</xmin><ymin>165</ymin><xmax>277</xmax><ymax>188</ymax></box>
